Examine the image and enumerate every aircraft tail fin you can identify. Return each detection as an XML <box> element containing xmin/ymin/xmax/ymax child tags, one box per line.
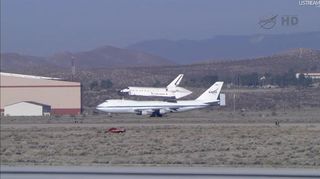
<box><xmin>167</xmin><ymin>74</ymin><xmax>184</xmax><ymax>89</ymax></box>
<box><xmin>196</xmin><ymin>82</ymin><xmax>224</xmax><ymax>103</ymax></box>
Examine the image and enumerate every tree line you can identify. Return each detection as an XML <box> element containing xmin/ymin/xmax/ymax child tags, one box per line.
<box><xmin>87</xmin><ymin>70</ymin><xmax>313</xmax><ymax>91</ymax></box>
<box><xmin>89</xmin><ymin>79</ymin><xmax>113</xmax><ymax>90</ymax></box>
<box><xmin>186</xmin><ymin>70</ymin><xmax>313</xmax><ymax>88</ymax></box>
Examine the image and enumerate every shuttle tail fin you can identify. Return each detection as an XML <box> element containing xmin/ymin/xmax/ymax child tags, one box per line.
<box><xmin>196</xmin><ymin>82</ymin><xmax>224</xmax><ymax>103</ymax></box>
<box><xmin>167</xmin><ymin>74</ymin><xmax>184</xmax><ymax>89</ymax></box>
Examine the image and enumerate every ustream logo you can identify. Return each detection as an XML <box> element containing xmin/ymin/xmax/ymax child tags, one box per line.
<box><xmin>299</xmin><ymin>0</ymin><xmax>320</xmax><ymax>7</ymax></box>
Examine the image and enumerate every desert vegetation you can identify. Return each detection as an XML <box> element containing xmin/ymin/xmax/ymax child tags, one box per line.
<box><xmin>1</xmin><ymin>120</ymin><xmax>319</xmax><ymax>167</ymax></box>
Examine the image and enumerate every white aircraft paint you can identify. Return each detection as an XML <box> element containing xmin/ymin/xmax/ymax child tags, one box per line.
<box><xmin>120</xmin><ymin>74</ymin><xmax>192</xmax><ymax>99</ymax></box>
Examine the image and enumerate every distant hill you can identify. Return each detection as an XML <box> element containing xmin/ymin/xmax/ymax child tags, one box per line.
<box><xmin>127</xmin><ymin>31</ymin><xmax>320</xmax><ymax>64</ymax></box>
<box><xmin>129</xmin><ymin>48</ymin><xmax>320</xmax><ymax>85</ymax></box>
<box><xmin>48</xmin><ymin>45</ymin><xmax>174</xmax><ymax>68</ymax></box>
<box><xmin>0</xmin><ymin>53</ymin><xmax>59</xmax><ymax>74</ymax></box>
<box><xmin>0</xmin><ymin>45</ymin><xmax>174</xmax><ymax>73</ymax></box>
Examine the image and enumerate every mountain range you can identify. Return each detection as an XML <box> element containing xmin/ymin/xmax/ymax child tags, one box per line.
<box><xmin>0</xmin><ymin>46</ymin><xmax>173</xmax><ymax>73</ymax></box>
<box><xmin>1</xmin><ymin>32</ymin><xmax>320</xmax><ymax>74</ymax></box>
<box><xmin>127</xmin><ymin>31</ymin><xmax>320</xmax><ymax>64</ymax></box>
<box><xmin>48</xmin><ymin>45</ymin><xmax>173</xmax><ymax>68</ymax></box>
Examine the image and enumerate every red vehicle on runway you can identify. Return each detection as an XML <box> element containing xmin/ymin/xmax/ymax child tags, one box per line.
<box><xmin>106</xmin><ymin>127</ymin><xmax>126</xmax><ymax>133</ymax></box>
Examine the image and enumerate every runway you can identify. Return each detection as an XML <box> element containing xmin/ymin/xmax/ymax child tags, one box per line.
<box><xmin>1</xmin><ymin>166</ymin><xmax>320</xmax><ymax>178</ymax></box>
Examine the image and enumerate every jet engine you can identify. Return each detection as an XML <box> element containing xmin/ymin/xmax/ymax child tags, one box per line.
<box><xmin>158</xmin><ymin>109</ymin><xmax>169</xmax><ymax>114</ymax></box>
<box><xmin>136</xmin><ymin>110</ymin><xmax>153</xmax><ymax>115</ymax></box>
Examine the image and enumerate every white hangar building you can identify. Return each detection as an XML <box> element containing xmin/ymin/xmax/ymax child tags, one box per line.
<box><xmin>4</xmin><ymin>101</ymin><xmax>51</xmax><ymax>116</ymax></box>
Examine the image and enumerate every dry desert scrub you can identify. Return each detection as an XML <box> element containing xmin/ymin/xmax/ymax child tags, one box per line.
<box><xmin>1</xmin><ymin>124</ymin><xmax>320</xmax><ymax>167</ymax></box>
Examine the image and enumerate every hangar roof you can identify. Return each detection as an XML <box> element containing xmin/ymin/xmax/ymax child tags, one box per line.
<box><xmin>5</xmin><ymin>101</ymin><xmax>51</xmax><ymax>108</ymax></box>
<box><xmin>0</xmin><ymin>72</ymin><xmax>80</xmax><ymax>87</ymax></box>
<box><xmin>0</xmin><ymin>72</ymin><xmax>60</xmax><ymax>80</ymax></box>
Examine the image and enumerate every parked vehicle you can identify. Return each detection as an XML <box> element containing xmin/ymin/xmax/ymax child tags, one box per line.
<box><xmin>106</xmin><ymin>127</ymin><xmax>126</xmax><ymax>133</ymax></box>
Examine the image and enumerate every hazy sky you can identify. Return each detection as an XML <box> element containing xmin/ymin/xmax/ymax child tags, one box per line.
<box><xmin>1</xmin><ymin>0</ymin><xmax>319</xmax><ymax>56</ymax></box>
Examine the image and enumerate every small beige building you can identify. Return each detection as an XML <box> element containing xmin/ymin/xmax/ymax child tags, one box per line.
<box><xmin>4</xmin><ymin>101</ymin><xmax>51</xmax><ymax>116</ymax></box>
<box><xmin>0</xmin><ymin>72</ymin><xmax>81</xmax><ymax>116</ymax></box>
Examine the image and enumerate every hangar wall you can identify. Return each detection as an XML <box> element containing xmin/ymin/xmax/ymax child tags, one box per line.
<box><xmin>0</xmin><ymin>73</ymin><xmax>81</xmax><ymax>115</ymax></box>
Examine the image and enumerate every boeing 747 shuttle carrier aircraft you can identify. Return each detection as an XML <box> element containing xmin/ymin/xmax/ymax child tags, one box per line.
<box><xmin>120</xmin><ymin>74</ymin><xmax>192</xmax><ymax>99</ymax></box>
<box><xmin>97</xmin><ymin>82</ymin><xmax>223</xmax><ymax>117</ymax></box>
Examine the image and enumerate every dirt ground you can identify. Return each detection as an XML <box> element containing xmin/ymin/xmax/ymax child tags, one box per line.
<box><xmin>1</xmin><ymin>109</ymin><xmax>320</xmax><ymax>168</ymax></box>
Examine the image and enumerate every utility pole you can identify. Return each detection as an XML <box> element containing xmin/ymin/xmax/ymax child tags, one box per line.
<box><xmin>233</xmin><ymin>74</ymin><xmax>240</xmax><ymax>113</ymax></box>
<box><xmin>71</xmin><ymin>56</ymin><xmax>76</xmax><ymax>81</ymax></box>
<box><xmin>233</xmin><ymin>93</ymin><xmax>236</xmax><ymax>113</ymax></box>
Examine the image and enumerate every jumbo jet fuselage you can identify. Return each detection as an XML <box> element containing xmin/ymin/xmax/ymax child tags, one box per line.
<box><xmin>96</xmin><ymin>99</ymin><xmax>216</xmax><ymax>115</ymax></box>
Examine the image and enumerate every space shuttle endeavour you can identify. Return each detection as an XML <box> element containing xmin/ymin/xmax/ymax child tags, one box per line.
<box><xmin>120</xmin><ymin>74</ymin><xmax>192</xmax><ymax>99</ymax></box>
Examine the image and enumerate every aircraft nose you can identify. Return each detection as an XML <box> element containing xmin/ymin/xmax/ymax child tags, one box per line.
<box><xmin>96</xmin><ymin>103</ymin><xmax>104</xmax><ymax>110</ymax></box>
<box><xmin>120</xmin><ymin>88</ymin><xmax>129</xmax><ymax>93</ymax></box>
